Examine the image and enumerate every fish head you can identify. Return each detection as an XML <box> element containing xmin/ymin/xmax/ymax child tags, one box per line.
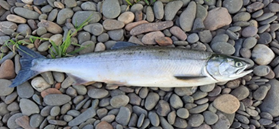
<box><xmin>206</xmin><ymin>54</ymin><xmax>253</xmax><ymax>82</ymax></box>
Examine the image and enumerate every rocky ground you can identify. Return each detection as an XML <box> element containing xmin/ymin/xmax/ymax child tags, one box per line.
<box><xmin>0</xmin><ymin>0</ymin><xmax>279</xmax><ymax>128</ymax></box>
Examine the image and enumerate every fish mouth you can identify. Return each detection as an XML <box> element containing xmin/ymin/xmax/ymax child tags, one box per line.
<box><xmin>230</xmin><ymin>69</ymin><xmax>253</xmax><ymax>78</ymax></box>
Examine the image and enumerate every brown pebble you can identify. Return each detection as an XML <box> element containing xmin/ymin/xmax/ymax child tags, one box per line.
<box><xmin>54</xmin><ymin>1</ymin><xmax>65</xmax><ymax>9</ymax></box>
<box><xmin>213</xmin><ymin>94</ymin><xmax>240</xmax><ymax>114</ymax></box>
<box><xmin>7</xmin><ymin>14</ymin><xmax>26</xmax><ymax>23</ymax></box>
<box><xmin>155</xmin><ymin>37</ymin><xmax>173</xmax><ymax>46</ymax></box>
<box><xmin>170</xmin><ymin>26</ymin><xmax>187</xmax><ymax>41</ymax></box>
<box><xmin>0</xmin><ymin>59</ymin><xmax>15</xmax><ymax>79</ymax></box>
<box><xmin>103</xmin><ymin>19</ymin><xmax>125</xmax><ymax>30</ymax></box>
<box><xmin>130</xmin><ymin>21</ymin><xmax>173</xmax><ymax>35</ymax></box>
<box><xmin>55</xmin><ymin>82</ymin><xmax>61</xmax><ymax>89</ymax></box>
<box><xmin>204</xmin><ymin>7</ymin><xmax>232</xmax><ymax>31</ymax></box>
<box><xmin>15</xmin><ymin>116</ymin><xmax>34</xmax><ymax>129</ymax></box>
<box><xmin>135</xmin><ymin>10</ymin><xmax>143</xmax><ymax>21</ymax></box>
<box><xmin>38</xmin><ymin>20</ymin><xmax>63</xmax><ymax>34</ymax></box>
<box><xmin>141</xmin><ymin>31</ymin><xmax>164</xmax><ymax>44</ymax></box>
<box><xmin>96</xmin><ymin>121</ymin><xmax>113</xmax><ymax>129</ymax></box>
<box><xmin>264</xmin><ymin>70</ymin><xmax>275</xmax><ymax>79</ymax></box>
<box><xmin>41</xmin><ymin>88</ymin><xmax>62</xmax><ymax>98</ymax></box>
<box><xmin>117</xmin><ymin>11</ymin><xmax>135</xmax><ymax>24</ymax></box>
<box><xmin>125</xmin><ymin>20</ymin><xmax>149</xmax><ymax>31</ymax></box>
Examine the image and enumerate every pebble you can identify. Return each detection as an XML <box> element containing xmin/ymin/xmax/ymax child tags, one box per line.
<box><xmin>211</xmin><ymin>112</ymin><xmax>231</xmax><ymax>129</ymax></box>
<box><xmin>231</xmin><ymin>86</ymin><xmax>250</xmax><ymax>100</ymax></box>
<box><xmin>149</xmin><ymin>111</ymin><xmax>160</xmax><ymax>126</ymax></box>
<box><xmin>203</xmin><ymin>111</ymin><xmax>218</xmax><ymax>125</ymax></box>
<box><xmin>198</xmin><ymin>30</ymin><xmax>212</xmax><ymax>43</ymax></box>
<box><xmin>145</xmin><ymin>92</ymin><xmax>159</xmax><ymax>110</ymax></box>
<box><xmin>68</xmin><ymin>107</ymin><xmax>96</xmax><ymax>126</ymax></box>
<box><xmin>31</xmin><ymin>77</ymin><xmax>50</xmax><ymax>92</ymax></box>
<box><xmin>179</xmin><ymin>1</ymin><xmax>196</xmax><ymax>32</ymax></box>
<box><xmin>14</xmin><ymin>7</ymin><xmax>39</xmax><ymax>19</ymax></box>
<box><xmin>146</xmin><ymin>6</ymin><xmax>154</xmax><ymax>22</ymax></box>
<box><xmin>204</xmin><ymin>7</ymin><xmax>232</xmax><ymax>31</ymax></box>
<box><xmin>170</xmin><ymin>94</ymin><xmax>183</xmax><ymax>109</ymax></box>
<box><xmin>0</xmin><ymin>59</ymin><xmax>15</xmax><ymax>79</ymax></box>
<box><xmin>57</xmin><ymin>8</ymin><xmax>73</xmax><ymax>25</ymax></box>
<box><xmin>110</xmin><ymin>95</ymin><xmax>129</xmax><ymax>108</ymax></box>
<box><xmin>211</xmin><ymin>42</ymin><xmax>235</xmax><ymax>55</ymax></box>
<box><xmin>38</xmin><ymin>20</ymin><xmax>63</xmax><ymax>34</ymax></box>
<box><xmin>235</xmin><ymin>114</ymin><xmax>249</xmax><ymax>124</ymax></box>
<box><xmin>44</xmin><ymin>94</ymin><xmax>71</xmax><ymax>106</ymax></box>
<box><xmin>96</xmin><ymin>121</ymin><xmax>113</xmax><ymax>129</ymax></box>
<box><xmin>0</xmin><ymin>36</ymin><xmax>10</xmax><ymax>45</ymax></box>
<box><xmin>153</xmin><ymin>1</ymin><xmax>164</xmax><ymax>19</ymax></box>
<box><xmin>260</xmin><ymin>79</ymin><xmax>279</xmax><ymax>116</ymax></box>
<box><xmin>155</xmin><ymin>37</ymin><xmax>172</xmax><ymax>46</ymax></box>
<box><xmin>116</xmin><ymin>107</ymin><xmax>131</xmax><ymax>126</ymax></box>
<box><xmin>103</xmin><ymin>19</ymin><xmax>125</xmax><ymax>30</ymax></box>
<box><xmin>196</xmin><ymin>4</ymin><xmax>208</xmax><ymax>20</ymax></box>
<box><xmin>160</xmin><ymin>116</ymin><xmax>174</xmax><ymax>129</ymax></box>
<box><xmin>213</xmin><ymin>94</ymin><xmax>240</xmax><ymax>114</ymax></box>
<box><xmin>102</xmin><ymin>0</ymin><xmax>121</xmax><ymax>18</ymax></box>
<box><xmin>252</xmin><ymin>44</ymin><xmax>275</xmax><ymax>65</ymax></box>
<box><xmin>223</xmin><ymin>0</ymin><xmax>243</xmax><ymax>14</ymax></box>
<box><xmin>233</xmin><ymin>12</ymin><xmax>251</xmax><ymax>22</ymax></box>
<box><xmin>243</xmin><ymin>37</ymin><xmax>257</xmax><ymax>49</ymax></box>
<box><xmin>7</xmin><ymin>113</ymin><xmax>23</xmax><ymax>128</ymax></box>
<box><xmin>118</xmin><ymin>11</ymin><xmax>135</xmax><ymax>24</ymax></box>
<box><xmin>72</xmin><ymin>11</ymin><xmax>101</xmax><ymax>26</ymax></box>
<box><xmin>269</xmin><ymin>3</ymin><xmax>279</xmax><ymax>12</ymax></box>
<box><xmin>19</xmin><ymin>99</ymin><xmax>39</xmax><ymax>116</ymax></box>
<box><xmin>88</xmin><ymin>88</ymin><xmax>108</xmax><ymax>99</ymax></box>
<box><xmin>50</xmin><ymin>106</ymin><xmax>60</xmax><ymax>116</ymax></box>
<box><xmin>30</xmin><ymin>114</ymin><xmax>44</xmax><ymax>128</ymax></box>
<box><xmin>130</xmin><ymin>21</ymin><xmax>173</xmax><ymax>35</ymax></box>
<box><xmin>188</xmin><ymin>114</ymin><xmax>204</xmax><ymax>127</ymax></box>
<box><xmin>156</xmin><ymin>100</ymin><xmax>171</xmax><ymax>116</ymax></box>
<box><xmin>0</xmin><ymin>102</ymin><xmax>8</xmax><ymax>115</ymax></box>
<box><xmin>0</xmin><ymin>79</ymin><xmax>14</xmax><ymax>96</ymax></box>
<box><xmin>141</xmin><ymin>31</ymin><xmax>164</xmax><ymax>45</ymax></box>
<box><xmin>6</xmin><ymin>14</ymin><xmax>26</xmax><ymax>23</ymax></box>
<box><xmin>258</xmin><ymin>32</ymin><xmax>272</xmax><ymax>44</ymax></box>
<box><xmin>187</xmin><ymin>33</ymin><xmax>199</xmax><ymax>43</ymax></box>
<box><xmin>170</xmin><ymin>26</ymin><xmax>187</xmax><ymax>41</ymax></box>
<box><xmin>15</xmin><ymin>116</ymin><xmax>33</xmax><ymax>129</ymax></box>
<box><xmin>65</xmin><ymin>0</ymin><xmax>77</xmax><ymax>7</ymax></box>
<box><xmin>253</xmin><ymin>65</ymin><xmax>271</xmax><ymax>76</ymax></box>
<box><xmin>17</xmin><ymin>82</ymin><xmax>34</xmax><ymax>98</ymax></box>
<box><xmin>247</xmin><ymin>2</ymin><xmax>264</xmax><ymax>12</ymax></box>
<box><xmin>0</xmin><ymin>0</ymin><xmax>11</xmax><ymax>10</ymax></box>
<box><xmin>81</xmin><ymin>1</ymin><xmax>96</xmax><ymax>11</ymax></box>
<box><xmin>125</xmin><ymin>20</ymin><xmax>149</xmax><ymax>31</ymax></box>
<box><xmin>253</xmin><ymin>86</ymin><xmax>269</xmax><ymax>101</ymax></box>
<box><xmin>164</xmin><ymin>1</ymin><xmax>183</xmax><ymax>20</ymax></box>
<box><xmin>177</xmin><ymin>108</ymin><xmax>189</xmax><ymax>119</ymax></box>
<box><xmin>189</xmin><ymin>103</ymin><xmax>209</xmax><ymax>113</ymax></box>
<box><xmin>108</xmin><ymin>29</ymin><xmax>124</xmax><ymax>40</ymax></box>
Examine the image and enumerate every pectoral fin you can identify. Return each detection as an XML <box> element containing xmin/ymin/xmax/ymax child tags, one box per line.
<box><xmin>174</xmin><ymin>75</ymin><xmax>207</xmax><ymax>80</ymax></box>
<box><xmin>111</xmin><ymin>41</ymin><xmax>141</xmax><ymax>50</ymax></box>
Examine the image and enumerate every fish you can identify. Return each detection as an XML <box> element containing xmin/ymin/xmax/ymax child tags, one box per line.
<box><xmin>9</xmin><ymin>42</ymin><xmax>253</xmax><ymax>88</ymax></box>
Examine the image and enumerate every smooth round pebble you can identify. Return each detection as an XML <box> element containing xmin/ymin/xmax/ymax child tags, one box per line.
<box><xmin>110</xmin><ymin>95</ymin><xmax>129</xmax><ymax>108</ymax></box>
<box><xmin>252</xmin><ymin>44</ymin><xmax>275</xmax><ymax>65</ymax></box>
<box><xmin>213</xmin><ymin>94</ymin><xmax>240</xmax><ymax>114</ymax></box>
<box><xmin>188</xmin><ymin>114</ymin><xmax>204</xmax><ymax>127</ymax></box>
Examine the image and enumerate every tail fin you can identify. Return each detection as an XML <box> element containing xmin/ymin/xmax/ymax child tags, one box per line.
<box><xmin>9</xmin><ymin>45</ymin><xmax>46</xmax><ymax>87</ymax></box>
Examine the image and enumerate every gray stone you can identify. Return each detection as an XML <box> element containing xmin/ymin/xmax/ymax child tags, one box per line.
<box><xmin>196</xmin><ymin>4</ymin><xmax>207</xmax><ymax>20</ymax></box>
<box><xmin>179</xmin><ymin>1</ymin><xmax>196</xmax><ymax>32</ymax></box>
<box><xmin>198</xmin><ymin>30</ymin><xmax>212</xmax><ymax>43</ymax></box>
<box><xmin>7</xmin><ymin>113</ymin><xmax>23</xmax><ymax>128</ymax></box>
<box><xmin>260</xmin><ymin>79</ymin><xmax>279</xmax><ymax>116</ymax></box>
<box><xmin>108</xmin><ymin>29</ymin><xmax>124</xmax><ymax>40</ymax></box>
<box><xmin>116</xmin><ymin>107</ymin><xmax>131</xmax><ymax>126</ymax></box>
<box><xmin>17</xmin><ymin>82</ymin><xmax>34</xmax><ymax>98</ymax></box>
<box><xmin>0</xmin><ymin>21</ymin><xmax>17</xmax><ymax>35</ymax></box>
<box><xmin>149</xmin><ymin>111</ymin><xmax>160</xmax><ymax>126</ymax></box>
<box><xmin>0</xmin><ymin>79</ymin><xmax>14</xmax><ymax>96</ymax></box>
<box><xmin>88</xmin><ymin>88</ymin><xmax>108</xmax><ymax>99</ymax></box>
<box><xmin>233</xmin><ymin>12</ymin><xmax>251</xmax><ymax>22</ymax></box>
<box><xmin>65</xmin><ymin>0</ymin><xmax>77</xmax><ymax>7</ymax></box>
<box><xmin>243</xmin><ymin>37</ymin><xmax>257</xmax><ymax>49</ymax></box>
<box><xmin>253</xmin><ymin>86</ymin><xmax>269</xmax><ymax>101</ymax></box>
<box><xmin>145</xmin><ymin>92</ymin><xmax>159</xmax><ymax>110</ymax></box>
<box><xmin>79</xmin><ymin>41</ymin><xmax>95</xmax><ymax>54</ymax></box>
<box><xmin>72</xmin><ymin>11</ymin><xmax>101</xmax><ymax>27</ymax></box>
<box><xmin>68</xmin><ymin>107</ymin><xmax>96</xmax><ymax>126</ymax></box>
<box><xmin>14</xmin><ymin>7</ymin><xmax>39</xmax><ymax>19</ymax></box>
<box><xmin>203</xmin><ymin>111</ymin><xmax>218</xmax><ymax>125</ymax></box>
<box><xmin>252</xmin><ymin>44</ymin><xmax>275</xmax><ymax>65</ymax></box>
<box><xmin>44</xmin><ymin>94</ymin><xmax>71</xmax><ymax>106</ymax></box>
<box><xmin>188</xmin><ymin>114</ymin><xmax>204</xmax><ymax>127</ymax></box>
<box><xmin>231</xmin><ymin>86</ymin><xmax>250</xmax><ymax>100</ymax></box>
<box><xmin>211</xmin><ymin>42</ymin><xmax>235</xmax><ymax>55</ymax></box>
<box><xmin>102</xmin><ymin>0</ymin><xmax>121</xmax><ymax>18</ymax></box>
<box><xmin>164</xmin><ymin>1</ymin><xmax>183</xmax><ymax>20</ymax></box>
<box><xmin>160</xmin><ymin>116</ymin><xmax>174</xmax><ymax>129</ymax></box>
<box><xmin>17</xmin><ymin>24</ymin><xmax>31</xmax><ymax>36</ymax></box>
<box><xmin>174</xmin><ymin>117</ymin><xmax>187</xmax><ymax>128</ymax></box>
<box><xmin>0</xmin><ymin>102</ymin><xmax>8</xmax><ymax>115</ymax></box>
<box><xmin>57</xmin><ymin>8</ymin><xmax>73</xmax><ymax>25</ymax></box>
<box><xmin>170</xmin><ymin>94</ymin><xmax>183</xmax><ymax>109</ymax></box>
<box><xmin>177</xmin><ymin>108</ymin><xmax>189</xmax><ymax>119</ymax></box>
<box><xmin>156</xmin><ymin>100</ymin><xmax>171</xmax><ymax>116</ymax></box>
<box><xmin>20</xmin><ymin>99</ymin><xmax>39</xmax><ymax>116</ymax></box>
<box><xmin>153</xmin><ymin>1</ymin><xmax>164</xmax><ymax>20</ymax></box>
<box><xmin>189</xmin><ymin>103</ymin><xmax>209</xmax><ymax>113</ymax></box>
<box><xmin>223</xmin><ymin>0</ymin><xmax>243</xmax><ymax>14</ymax></box>
<box><xmin>84</xmin><ymin>23</ymin><xmax>104</xmax><ymax>36</ymax></box>
<box><xmin>81</xmin><ymin>1</ymin><xmax>96</xmax><ymax>11</ymax></box>
<box><xmin>110</xmin><ymin>95</ymin><xmax>129</xmax><ymax>108</ymax></box>
<box><xmin>187</xmin><ymin>33</ymin><xmax>199</xmax><ymax>43</ymax></box>
<box><xmin>212</xmin><ymin>112</ymin><xmax>231</xmax><ymax>129</ymax></box>
<box><xmin>253</xmin><ymin>65</ymin><xmax>271</xmax><ymax>76</ymax></box>
<box><xmin>258</xmin><ymin>32</ymin><xmax>272</xmax><ymax>44</ymax></box>
<box><xmin>0</xmin><ymin>36</ymin><xmax>10</xmax><ymax>45</ymax></box>
<box><xmin>30</xmin><ymin>114</ymin><xmax>44</xmax><ymax>128</ymax></box>
<box><xmin>269</xmin><ymin>3</ymin><xmax>279</xmax><ymax>12</ymax></box>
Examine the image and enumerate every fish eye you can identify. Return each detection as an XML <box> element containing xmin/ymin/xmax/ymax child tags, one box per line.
<box><xmin>235</xmin><ymin>61</ymin><xmax>243</xmax><ymax>67</ymax></box>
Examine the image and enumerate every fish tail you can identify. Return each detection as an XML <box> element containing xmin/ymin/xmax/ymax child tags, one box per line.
<box><xmin>9</xmin><ymin>45</ymin><xmax>46</xmax><ymax>87</ymax></box>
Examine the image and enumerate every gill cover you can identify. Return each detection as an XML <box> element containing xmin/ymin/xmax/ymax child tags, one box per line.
<box><xmin>206</xmin><ymin>54</ymin><xmax>252</xmax><ymax>81</ymax></box>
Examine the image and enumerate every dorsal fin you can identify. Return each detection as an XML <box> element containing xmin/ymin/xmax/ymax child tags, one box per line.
<box><xmin>111</xmin><ymin>41</ymin><xmax>141</xmax><ymax>50</ymax></box>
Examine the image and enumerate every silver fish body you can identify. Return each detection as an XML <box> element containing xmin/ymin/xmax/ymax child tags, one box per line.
<box><xmin>10</xmin><ymin>44</ymin><xmax>253</xmax><ymax>87</ymax></box>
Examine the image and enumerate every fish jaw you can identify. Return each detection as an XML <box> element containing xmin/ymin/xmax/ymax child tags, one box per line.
<box><xmin>213</xmin><ymin>70</ymin><xmax>253</xmax><ymax>82</ymax></box>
